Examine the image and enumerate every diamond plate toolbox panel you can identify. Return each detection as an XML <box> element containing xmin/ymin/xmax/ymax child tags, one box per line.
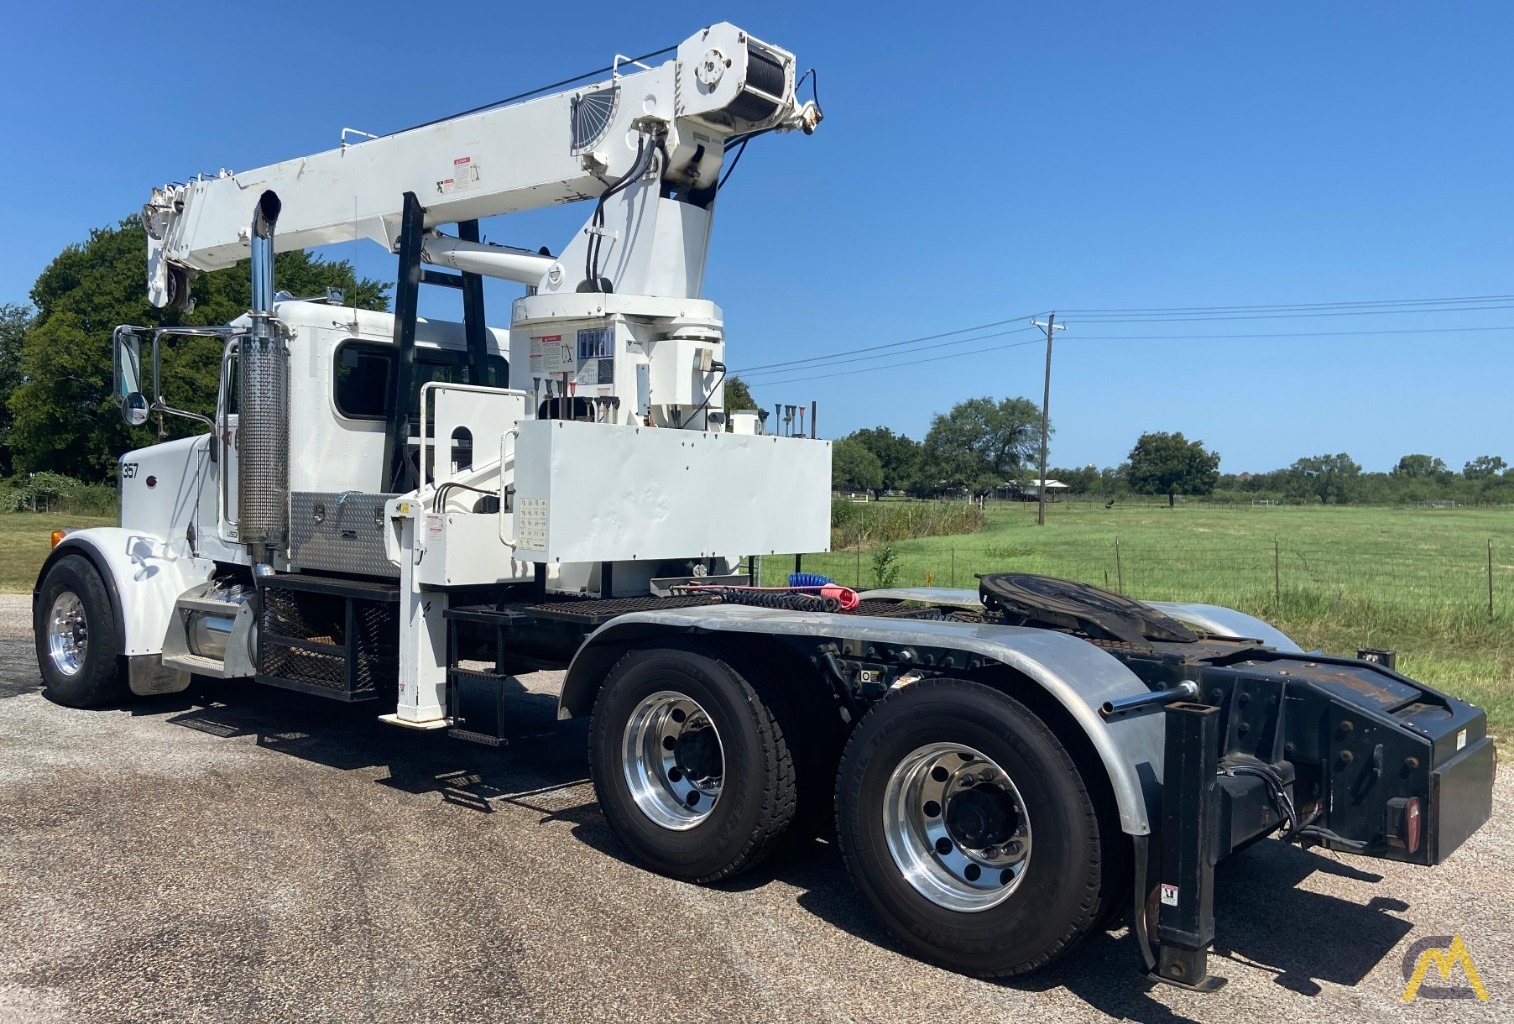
<box><xmin>290</xmin><ymin>491</ymin><xmax>400</xmax><ymax>577</ymax></box>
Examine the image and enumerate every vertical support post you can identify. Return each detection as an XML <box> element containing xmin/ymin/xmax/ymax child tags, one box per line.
<box><xmin>810</xmin><ymin>400</ymin><xmax>817</xmax><ymax>439</ymax></box>
<box><xmin>1115</xmin><ymin>537</ymin><xmax>1124</xmax><ymax>593</ymax></box>
<box><xmin>384</xmin><ymin>192</ymin><xmax>426</xmax><ymax>493</ymax></box>
<box><xmin>1490</xmin><ymin>539</ymin><xmax>1496</xmax><ymax>618</ymax></box>
<box><xmin>1274</xmin><ymin>535</ymin><xmax>1282</xmax><ymax>609</ymax></box>
<box><xmin>395</xmin><ymin>510</ymin><xmax>451</xmax><ymax>724</ymax></box>
<box><xmin>857</xmin><ymin>540</ymin><xmax>863</xmax><ymax>589</ymax></box>
<box><xmin>343</xmin><ymin>596</ymin><xmax>358</xmax><ymax>694</ymax></box>
<box><xmin>794</xmin><ymin>553</ymin><xmax>803</xmax><ymax>577</ymax></box>
<box><xmin>457</xmin><ymin>219</ymin><xmax>491</xmax><ymax>387</ymax></box>
<box><xmin>951</xmin><ymin>546</ymin><xmax>957</xmax><ymax>588</ymax></box>
<box><xmin>1036</xmin><ymin>313</ymin><xmax>1056</xmax><ymax>527</ymax></box>
<box><xmin>1152</xmin><ymin>701</ymin><xmax>1225</xmax><ymax>991</ymax></box>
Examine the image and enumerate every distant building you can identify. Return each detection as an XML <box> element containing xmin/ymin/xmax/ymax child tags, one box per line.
<box><xmin>1005</xmin><ymin>479</ymin><xmax>1069</xmax><ymax>502</ymax></box>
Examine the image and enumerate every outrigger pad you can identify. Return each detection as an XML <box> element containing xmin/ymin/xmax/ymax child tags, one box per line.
<box><xmin>977</xmin><ymin>573</ymin><xmax>1200</xmax><ymax>645</ymax></box>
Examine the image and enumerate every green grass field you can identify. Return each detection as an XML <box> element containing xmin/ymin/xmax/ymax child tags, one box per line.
<box><xmin>6</xmin><ymin>505</ymin><xmax>1511</xmax><ymax>740</ymax></box>
<box><xmin>1</xmin><ymin>513</ymin><xmax>116</xmax><ymax>593</ymax></box>
<box><xmin>776</xmin><ymin>502</ymin><xmax>1514</xmax><ymax>740</ymax></box>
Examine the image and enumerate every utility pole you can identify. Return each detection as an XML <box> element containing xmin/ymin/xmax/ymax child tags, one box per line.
<box><xmin>1030</xmin><ymin>313</ymin><xmax>1066</xmax><ymax>526</ymax></box>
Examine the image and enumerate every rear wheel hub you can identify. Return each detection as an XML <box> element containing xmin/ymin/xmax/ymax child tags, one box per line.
<box><xmin>945</xmin><ymin>784</ymin><xmax>1019</xmax><ymax>851</ymax></box>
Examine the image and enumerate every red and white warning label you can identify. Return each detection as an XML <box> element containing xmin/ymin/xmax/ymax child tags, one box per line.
<box><xmin>438</xmin><ymin>155</ymin><xmax>481</xmax><ymax>194</ymax></box>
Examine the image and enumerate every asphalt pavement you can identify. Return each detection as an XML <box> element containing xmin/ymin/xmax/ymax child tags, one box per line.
<box><xmin>1</xmin><ymin>593</ymin><xmax>1508</xmax><ymax>1023</ymax></box>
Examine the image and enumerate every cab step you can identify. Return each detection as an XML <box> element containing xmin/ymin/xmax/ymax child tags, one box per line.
<box><xmin>447</xmin><ymin>665</ymin><xmax>510</xmax><ymax>745</ymax></box>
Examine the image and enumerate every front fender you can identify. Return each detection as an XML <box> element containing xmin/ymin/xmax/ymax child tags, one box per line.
<box><xmin>558</xmin><ymin>605</ymin><xmax>1166</xmax><ymax>835</ymax></box>
<box><xmin>35</xmin><ymin>528</ymin><xmax>216</xmax><ymax>657</ymax></box>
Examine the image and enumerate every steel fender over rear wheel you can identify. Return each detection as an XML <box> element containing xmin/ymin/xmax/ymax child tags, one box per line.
<box><xmin>588</xmin><ymin>644</ymin><xmax>797</xmax><ymax>883</ymax></box>
<box><xmin>34</xmin><ymin>554</ymin><xmax>128</xmax><ymax>708</ymax></box>
<box><xmin>835</xmin><ymin>678</ymin><xmax>1116</xmax><ymax>976</ymax></box>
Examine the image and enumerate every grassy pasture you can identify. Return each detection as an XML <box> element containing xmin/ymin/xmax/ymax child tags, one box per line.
<box><xmin>779</xmin><ymin>502</ymin><xmax>1514</xmax><ymax>740</ymax></box>
<box><xmin>6</xmin><ymin>504</ymin><xmax>1511</xmax><ymax>739</ymax></box>
<box><xmin>0</xmin><ymin>513</ymin><xmax>116</xmax><ymax>594</ymax></box>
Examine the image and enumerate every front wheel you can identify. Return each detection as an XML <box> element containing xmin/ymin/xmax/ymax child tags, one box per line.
<box><xmin>588</xmin><ymin>643</ymin><xmax>798</xmax><ymax>883</ymax></box>
<box><xmin>835</xmin><ymin>677</ymin><xmax>1119</xmax><ymax>976</ymax></box>
<box><xmin>34</xmin><ymin>554</ymin><xmax>128</xmax><ymax>708</ymax></box>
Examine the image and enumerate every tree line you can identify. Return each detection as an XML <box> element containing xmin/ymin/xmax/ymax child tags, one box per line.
<box><xmin>4</xmin><ymin>216</ymin><xmax>1508</xmax><ymax>511</ymax></box>
<box><xmin>1051</xmin><ymin>448</ymin><xmax>1514</xmax><ymax>505</ymax></box>
<box><xmin>832</xmin><ymin>400</ymin><xmax>1514</xmax><ymax>507</ymax></box>
<box><xmin>832</xmin><ymin>396</ymin><xmax>1045</xmax><ymax>498</ymax></box>
<box><xmin>0</xmin><ymin>215</ymin><xmax>387</xmax><ymax>482</ymax></box>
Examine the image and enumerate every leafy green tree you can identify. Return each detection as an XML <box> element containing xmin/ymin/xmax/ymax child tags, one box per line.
<box><xmin>832</xmin><ymin>437</ymin><xmax>884</xmax><ymax>493</ymax></box>
<box><xmin>1101</xmin><ymin>464</ymin><xmax>1131</xmax><ymax>495</ymax></box>
<box><xmin>0</xmin><ymin>302</ymin><xmax>31</xmax><ymax>476</ymax></box>
<box><xmin>725</xmin><ymin>375</ymin><xmax>758</xmax><ymax>413</ymax></box>
<box><xmin>922</xmin><ymin>396</ymin><xmax>1044</xmax><ymax>497</ymax></box>
<box><xmin>1050</xmin><ymin>464</ymin><xmax>1102</xmax><ymax>494</ymax></box>
<box><xmin>1464</xmin><ymin>455</ymin><xmax>1507</xmax><ymax>480</ymax></box>
<box><xmin>846</xmin><ymin>426</ymin><xmax>921</xmax><ymax>493</ymax></box>
<box><xmin>1392</xmin><ymin>453</ymin><xmax>1448</xmax><ymax>479</ymax></box>
<box><xmin>9</xmin><ymin>215</ymin><xmax>388</xmax><ymax>480</ymax></box>
<box><xmin>1285</xmin><ymin>452</ymin><xmax>1361</xmax><ymax>505</ymax></box>
<box><xmin>1126</xmin><ymin>432</ymin><xmax>1220</xmax><ymax>507</ymax></box>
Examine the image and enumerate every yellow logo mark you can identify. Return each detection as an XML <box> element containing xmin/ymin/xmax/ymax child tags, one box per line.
<box><xmin>1401</xmin><ymin>935</ymin><xmax>1489</xmax><ymax>1002</ymax></box>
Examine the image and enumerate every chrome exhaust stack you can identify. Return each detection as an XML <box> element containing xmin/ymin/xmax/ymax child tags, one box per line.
<box><xmin>238</xmin><ymin>191</ymin><xmax>289</xmax><ymax>557</ymax></box>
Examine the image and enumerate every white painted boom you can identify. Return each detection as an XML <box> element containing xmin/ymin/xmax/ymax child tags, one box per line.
<box><xmin>143</xmin><ymin>23</ymin><xmax>819</xmax><ymax>308</ymax></box>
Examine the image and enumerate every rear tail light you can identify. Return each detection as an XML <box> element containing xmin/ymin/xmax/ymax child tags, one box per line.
<box><xmin>1387</xmin><ymin>796</ymin><xmax>1422</xmax><ymax>854</ymax></box>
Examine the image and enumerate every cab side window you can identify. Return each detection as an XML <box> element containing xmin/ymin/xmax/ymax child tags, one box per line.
<box><xmin>333</xmin><ymin>341</ymin><xmax>508</xmax><ymax>421</ymax></box>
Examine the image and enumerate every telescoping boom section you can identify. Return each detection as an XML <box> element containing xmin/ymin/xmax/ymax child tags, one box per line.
<box><xmin>143</xmin><ymin>23</ymin><xmax>820</xmax><ymax>309</ymax></box>
<box><xmin>29</xmin><ymin>21</ymin><xmax>1492</xmax><ymax>996</ymax></box>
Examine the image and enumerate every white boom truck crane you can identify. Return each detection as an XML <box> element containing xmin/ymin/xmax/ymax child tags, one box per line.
<box><xmin>33</xmin><ymin>24</ymin><xmax>1493</xmax><ymax>990</ymax></box>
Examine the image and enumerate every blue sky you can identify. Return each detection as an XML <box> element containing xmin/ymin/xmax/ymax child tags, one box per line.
<box><xmin>4</xmin><ymin>2</ymin><xmax>1510</xmax><ymax>474</ymax></box>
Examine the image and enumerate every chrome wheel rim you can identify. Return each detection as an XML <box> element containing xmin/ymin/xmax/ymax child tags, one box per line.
<box><xmin>882</xmin><ymin>742</ymin><xmax>1032</xmax><ymax>912</ymax></box>
<box><xmin>47</xmin><ymin>591</ymin><xmax>88</xmax><ymax>677</ymax></box>
<box><xmin>622</xmin><ymin>690</ymin><xmax>724</xmax><ymax>830</ymax></box>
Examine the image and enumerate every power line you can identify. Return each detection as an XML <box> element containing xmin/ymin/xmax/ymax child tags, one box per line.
<box><xmin>736</xmin><ymin>294</ymin><xmax>1512</xmax><ymax>390</ymax></box>
<box><xmin>752</xmin><ymin>338</ymin><xmax>1043</xmax><ymax>388</ymax></box>
<box><xmin>733</xmin><ymin>294</ymin><xmax>1510</xmax><ymax>382</ymax></box>
<box><xmin>1057</xmin><ymin>294</ymin><xmax>1514</xmax><ymax>315</ymax></box>
<box><xmin>743</xmin><ymin>321</ymin><xmax>1510</xmax><ymax>390</ymax></box>
<box><xmin>385</xmin><ymin>44</ymin><xmax>678</xmax><ymax>136</ymax></box>
<box><xmin>736</xmin><ymin>325</ymin><xmax>1041</xmax><ymax>380</ymax></box>
<box><xmin>1071</xmin><ymin>324</ymin><xmax>1514</xmax><ymax>342</ymax></box>
<box><xmin>731</xmin><ymin>313</ymin><xmax>1044</xmax><ymax>374</ymax></box>
<box><xmin>1051</xmin><ymin>303</ymin><xmax>1514</xmax><ymax>324</ymax></box>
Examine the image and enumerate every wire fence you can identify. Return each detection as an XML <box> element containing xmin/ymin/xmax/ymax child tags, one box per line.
<box><xmin>752</xmin><ymin>535</ymin><xmax>1510</xmax><ymax>624</ymax></box>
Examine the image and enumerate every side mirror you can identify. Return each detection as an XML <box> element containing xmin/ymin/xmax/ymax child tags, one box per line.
<box><xmin>122</xmin><ymin>391</ymin><xmax>151</xmax><ymax>427</ymax></box>
<box><xmin>113</xmin><ymin>327</ymin><xmax>143</xmax><ymax>406</ymax></box>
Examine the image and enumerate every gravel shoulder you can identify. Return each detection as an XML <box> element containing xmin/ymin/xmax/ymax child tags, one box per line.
<box><xmin>0</xmin><ymin>593</ymin><xmax>1508</xmax><ymax>1023</ymax></box>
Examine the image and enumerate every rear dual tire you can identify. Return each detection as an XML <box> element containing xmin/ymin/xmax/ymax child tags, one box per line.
<box><xmin>835</xmin><ymin>678</ymin><xmax>1119</xmax><ymax>976</ymax></box>
<box><xmin>589</xmin><ymin>649</ymin><xmax>1122</xmax><ymax>977</ymax></box>
<box><xmin>588</xmin><ymin>643</ymin><xmax>799</xmax><ymax>883</ymax></box>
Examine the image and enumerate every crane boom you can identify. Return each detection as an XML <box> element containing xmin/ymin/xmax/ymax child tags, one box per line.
<box><xmin>144</xmin><ymin>23</ymin><xmax>819</xmax><ymax>308</ymax></box>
